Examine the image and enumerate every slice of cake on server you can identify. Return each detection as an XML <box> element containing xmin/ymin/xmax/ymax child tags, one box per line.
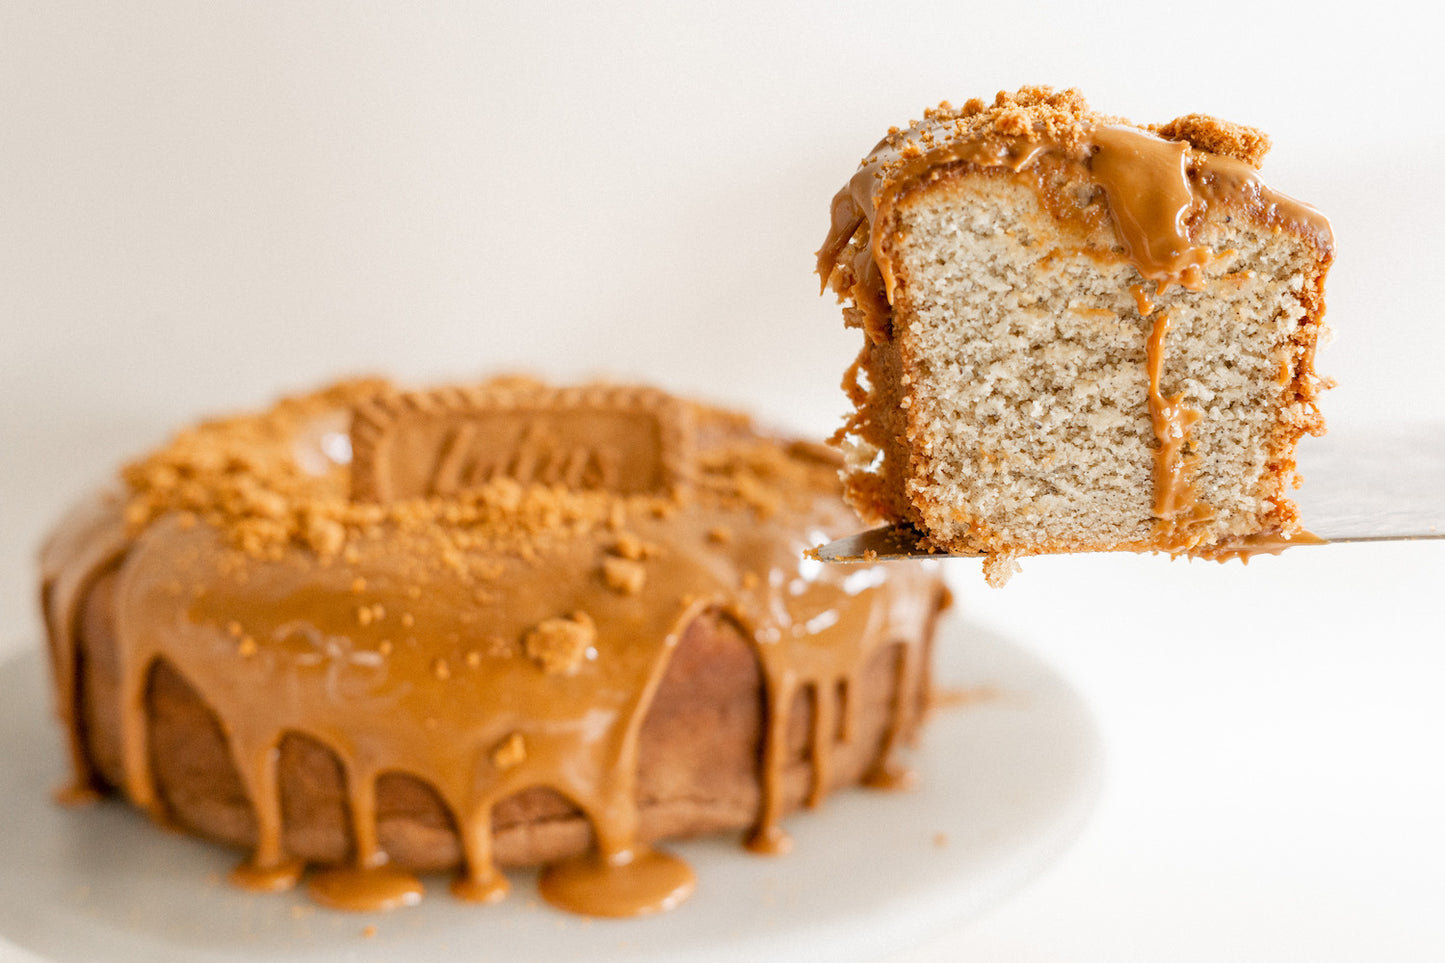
<box><xmin>818</xmin><ymin>86</ymin><xmax>1333</xmax><ymax>582</ymax></box>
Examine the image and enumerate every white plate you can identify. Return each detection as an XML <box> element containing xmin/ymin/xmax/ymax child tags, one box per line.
<box><xmin>0</xmin><ymin>619</ymin><xmax>1099</xmax><ymax>962</ymax></box>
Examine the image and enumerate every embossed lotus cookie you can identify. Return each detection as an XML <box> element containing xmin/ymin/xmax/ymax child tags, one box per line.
<box><xmin>818</xmin><ymin>87</ymin><xmax>1333</xmax><ymax>584</ymax></box>
<box><xmin>39</xmin><ymin>377</ymin><xmax>948</xmax><ymax>917</ymax></box>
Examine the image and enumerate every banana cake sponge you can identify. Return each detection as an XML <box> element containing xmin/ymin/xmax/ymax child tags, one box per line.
<box><xmin>818</xmin><ymin>87</ymin><xmax>1333</xmax><ymax>582</ymax></box>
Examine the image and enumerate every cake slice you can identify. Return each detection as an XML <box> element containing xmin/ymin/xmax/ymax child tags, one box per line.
<box><xmin>818</xmin><ymin>87</ymin><xmax>1333</xmax><ymax>581</ymax></box>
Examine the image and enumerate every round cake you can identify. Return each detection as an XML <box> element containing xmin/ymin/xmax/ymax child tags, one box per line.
<box><xmin>39</xmin><ymin>378</ymin><xmax>949</xmax><ymax>917</ymax></box>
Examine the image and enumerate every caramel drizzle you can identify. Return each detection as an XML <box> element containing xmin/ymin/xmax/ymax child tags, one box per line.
<box><xmin>38</xmin><ymin>493</ymin><xmax>131</xmax><ymax>805</ymax></box>
<box><xmin>816</xmin><ymin>120</ymin><xmax>1333</xmax><ymax>342</ymax></box>
<box><xmin>1192</xmin><ymin>528</ymin><xmax>1328</xmax><ymax>563</ymax></box>
<box><xmin>1144</xmin><ymin>308</ymin><xmax>1211</xmax><ymax>545</ymax></box>
<box><xmin>1090</xmin><ymin>126</ymin><xmax>1210</xmax><ymax>290</ymax></box>
<box><xmin>47</xmin><ymin>492</ymin><xmax>939</xmax><ymax>918</ymax></box>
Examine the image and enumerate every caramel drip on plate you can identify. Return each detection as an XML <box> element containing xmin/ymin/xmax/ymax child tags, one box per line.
<box><xmin>308</xmin><ymin>865</ymin><xmax>425</xmax><ymax>912</ymax></box>
<box><xmin>44</xmin><ymin>386</ymin><xmax>942</xmax><ymax>919</ymax></box>
<box><xmin>538</xmin><ymin>847</ymin><xmax>696</xmax><ymax>918</ymax></box>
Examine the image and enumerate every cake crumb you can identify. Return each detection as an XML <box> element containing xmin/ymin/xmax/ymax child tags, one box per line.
<box><xmin>1154</xmin><ymin>113</ymin><xmax>1271</xmax><ymax>167</ymax></box>
<box><xmin>361</xmin><ymin>925</ymin><xmax>376</xmax><ymax>939</ymax></box>
<box><xmin>523</xmin><ymin>613</ymin><xmax>597</xmax><ymax>675</ymax></box>
<box><xmin>303</xmin><ymin>514</ymin><xmax>346</xmax><ymax>558</ymax></box>
<box><xmin>491</xmin><ymin>732</ymin><xmax>527</xmax><ymax>770</ymax></box>
<box><xmin>982</xmin><ymin>553</ymin><xmax>1021</xmax><ymax>588</ymax></box>
<box><xmin>601</xmin><ymin>556</ymin><xmax>647</xmax><ymax>595</ymax></box>
<box><xmin>611</xmin><ymin>533</ymin><xmax>656</xmax><ymax>560</ymax></box>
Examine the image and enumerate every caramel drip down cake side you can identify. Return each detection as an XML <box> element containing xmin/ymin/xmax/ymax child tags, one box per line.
<box><xmin>39</xmin><ymin>377</ymin><xmax>947</xmax><ymax>917</ymax></box>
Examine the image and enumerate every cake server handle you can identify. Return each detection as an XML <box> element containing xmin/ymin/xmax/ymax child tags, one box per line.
<box><xmin>810</xmin><ymin>426</ymin><xmax>1445</xmax><ymax>562</ymax></box>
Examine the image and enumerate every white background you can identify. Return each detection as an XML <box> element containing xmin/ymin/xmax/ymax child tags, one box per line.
<box><xmin>2</xmin><ymin>1</ymin><xmax>1442</xmax><ymax>960</ymax></box>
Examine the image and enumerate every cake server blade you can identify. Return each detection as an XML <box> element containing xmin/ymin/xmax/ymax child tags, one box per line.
<box><xmin>811</xmin><ymin>425</ymin><xmax>1445</xmax><ymax>562</ymax></box>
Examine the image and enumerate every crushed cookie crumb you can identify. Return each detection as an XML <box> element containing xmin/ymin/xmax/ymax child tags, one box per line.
<box><xmin>112</xmin><ymin>381</ymin><xmax>850</xmax><ymax>609</ymax></box>
<box><xmin>523</xmin><ymin>613</ymin><xmax>597</xmax><ymax>675</ymax></box>
<box><xmin>611</xmin><ymin>533</ymin><xmax>654</xmax><ymax>561</ymax></box>
<box><xmin>1154</xmin><ymin>113</ymin><xmax>1271</xmax><ymax>167</ymax></box>
<box><xmin>601</xmin><ymin>555</ymin><xmax>647</xmax><ymax>595</ymax></box>
<box><xmin>237</xmin><ymin>636</ymin><xmax>258</xmax><ymax>658</ymax></box>
<box><xmin>490</xmin><ymin>732</ymin><xmax>527</xmax><ymax>770</ymax></box>
<box><xmin>304</xmin><ymin>514</ymin><xmax>347</xmax><ymax>558</ymax></box>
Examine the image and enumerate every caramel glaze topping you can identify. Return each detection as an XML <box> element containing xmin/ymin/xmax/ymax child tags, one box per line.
<box><xmin>818</xmin><ymin>86</ymin><xmax>1334</xmax><ymax>555</ymax></box>
<box><xmin>38</xmin><ymin>379</ymin><xmax>944</xmax><ymax>918</ymax></box>
<box><xmin>818</xmin><ymin>86</ymin><xmax>1332</xmax><ymax>338</ymax></box>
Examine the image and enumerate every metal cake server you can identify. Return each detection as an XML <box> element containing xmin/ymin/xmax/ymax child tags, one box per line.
<box><xmin>811</xmin><ymin>426</ymin><xmax>1445</xmax><ymax>562</ymax></box>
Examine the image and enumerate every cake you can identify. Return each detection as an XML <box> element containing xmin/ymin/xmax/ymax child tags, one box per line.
<box><xmin>38</xmin><ymin>378</ymin><xmax>948</xmax><ymax>917</ymax></box>
<box><xmin>817</xmin><ymin>87</ymin><xmax>1333</xmax><ymax>582</ymax></box>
